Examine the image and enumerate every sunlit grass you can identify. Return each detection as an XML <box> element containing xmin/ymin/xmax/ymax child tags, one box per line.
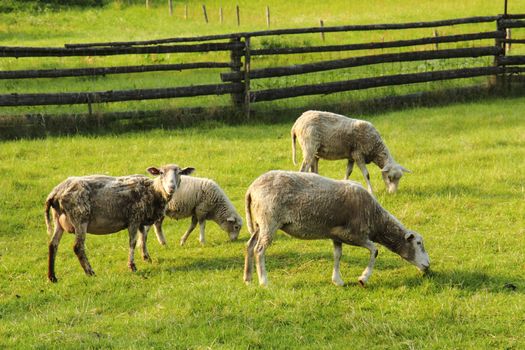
<box><xmin>0</xmin><ymin>97</ymin><xmax>524</xmax><ymax>348</ymax></box>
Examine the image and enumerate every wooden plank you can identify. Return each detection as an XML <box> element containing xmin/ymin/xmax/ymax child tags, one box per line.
<box><xmin>499</xmin><ymin>19</ymin><xmax>525</xmax><ymax>28</ymax></box>
<box><xmin>222</xmin><ymin>46</ymin><xmax>502</xmax><ymax>81</ymax></box>
<box><xmin>0</xmin><ymin>42</ymin><xmax>244</xmax><ymax>58</ymax></box>
<box><xmin>249</xmin><ymin>66</ymin><xmax>506</xmax><ymax>102</ymax></box>
<box><xmin>502</xmin><ymin>39</ymin><xmax>525</xmax><ymax>44</ymax></box>
<box><xmin>64</xmin><ymin>16</ymin><xmax>499</xmax><ymax>48</ymax></box>
<box><xmin>244</xmin><ymin>36</ymin><xmax>251</xmax><ymax>118</ymax></box>
<box><xmin>497</xmin><ymin>55</ymin><xmax>525</xmax><ymax>65</ymax></box>
<box><xmin>0</xmin><ymin>62</ymin><xmax>236</xmax><ymax>80</ymax></box>
<box><xmin>0</xmin><ymin>83</ymin><xmax>243</xmax><ymax>106</ymax></box>
<box><xmin>251</xmin><ymin>31</ymin><xmax>504</xmax><ymax>56</ymax></box>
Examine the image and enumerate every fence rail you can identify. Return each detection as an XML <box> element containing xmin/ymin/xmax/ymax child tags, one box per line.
<box><xmin>1</xmin><ymin>13</ymin><xmax>525</xmax><ymax>114</ymax></box>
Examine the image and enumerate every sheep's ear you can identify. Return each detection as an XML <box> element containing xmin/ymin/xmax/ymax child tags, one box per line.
<box><xmin>227</xmin><ymin>217</ymin><xmax>236</xmax><ymax>223</ymax></box>
<box><xmin>404</xmin><ymin>232</ymin><xmax>415</xmax><ymax>241</ymax></box>
<box><xmin>180</xmin><ymin>167</ymin><xmax>195</xmax><ymax>176</ymax></box>
<box><xmin>400</xmin><ymin>165</ymin><xmax>412</xmax><ymax>173</ymax></box>
<box><xmin>147</xmin><ymin>167</ymin><xmax>160</xmax><ymax>176</ymax></box>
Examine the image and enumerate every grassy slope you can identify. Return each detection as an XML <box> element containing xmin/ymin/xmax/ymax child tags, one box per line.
<box><xmin>0</xmin><ymin>97</ymin><xmax>524</xmax><ymax>348</ymax></box>
<box><xmin>1</xmin><ymin>0</ymin><xmax>522</xmax><ymax>116</ymax></box>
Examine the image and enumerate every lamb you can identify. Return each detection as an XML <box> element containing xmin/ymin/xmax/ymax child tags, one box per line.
<box><xmin>44</xmin><ymin>164</ymin><xmax>195</xmax><ymax>282</ymax></box>
<box><xmin>244</xmin><ymin>170</ymin><xmax>430</xmax><ymax>287</ymax></box>
<box><xmin>291</xmin><ymin>110</ymin><xmax>411</xmax><ymax>194</ymax></box>
<box><xmin>147</xmin><ymin>176</ymin><xmax>242</xmax><ymax>246</ymax></box>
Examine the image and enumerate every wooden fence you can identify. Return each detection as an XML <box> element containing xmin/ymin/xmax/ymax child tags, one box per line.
<box><xmin>1</xmin><ymin>13</ymin><xmax>525</xmax><ymax>116</ymax></box>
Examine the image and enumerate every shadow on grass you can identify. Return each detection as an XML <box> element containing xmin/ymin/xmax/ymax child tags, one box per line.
<box><xmin>383</xmin><ymin>268</ymin><xmax>523</xmax><ymax>294</ymax></box>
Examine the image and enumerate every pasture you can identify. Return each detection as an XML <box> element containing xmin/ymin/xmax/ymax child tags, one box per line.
<box><xmin>1</xmin><ymin>0</ymin><xmax>522</xmax><ymax>116</ymax></box>
<box><xmin>1</xmin><ymin>1</ymin><xmax>525</xmax><ymax>348</ymax></box>
<box><xmin>1</xmin><ymin>98</ymin><xmax>524</xmax><ymax>348</ymax></box>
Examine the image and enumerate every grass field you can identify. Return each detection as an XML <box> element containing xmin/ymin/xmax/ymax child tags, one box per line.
<box><xmin>1</xmin><ymin>0</ymin><xmax>523</xmax><ymax>116</ymax></box>
<box><xmin>1</xmin><ymin>96</ymin><xmax>524</xmax><ymax>348</ymax></box>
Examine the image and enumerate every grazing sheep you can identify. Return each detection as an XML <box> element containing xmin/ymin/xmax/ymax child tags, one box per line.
<box><xmin>244</xmin><ymin>171</ymin><xmax>430</xmax><ymax>287</ymax></box>
<box><xmin>44</xmin><ymin>164</ymin><xmax>195</xmax><ymax>282</ymax></box>
<box><xmin>291</xmin><ymin>110</ymin><xmax>411</xmax><ymax>194</ymax></box>
<box><xmin>148</xmin><ymin>176</ymin><xmax>242</xmax><ymax>246</ymax></box>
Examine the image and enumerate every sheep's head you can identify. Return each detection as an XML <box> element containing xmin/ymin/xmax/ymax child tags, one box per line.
<box><xmin>221</xmin><ymin>215</ymin><xmax>243</xmax><ymax>241</ymax></box>
<box><xmin>147</xmin><ymin>164</ymin><xmax>195</xmax><ymax>196</ymax></box>
<box><xmin>381</xmin><ymin>163</ymin><xmax>411</xmax><ymax>193</ymax></box>
<box><xmin>400</xmin><ymin>230</ymin><xmax>430</xmax><ymax>273</ymax></box>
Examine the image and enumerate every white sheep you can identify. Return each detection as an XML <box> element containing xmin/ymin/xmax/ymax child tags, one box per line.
<box><xmin>147</xmin><ymin>176</ymin><xmax>242</xmax><ymax>246</ymax></box>
<box><xmin>291</xmin><ymin>110</ymin><xmax>411</xmax><ymax>194</ymax></box>
<box><xmin>244</xmin><ymin>170</ymin><xmax>430</xmax><ymax>287</ymax></box>
<box><xmin>44</xmin><ymin>164</ymin><xmax>195</xmax><ymax>282</ymax></box>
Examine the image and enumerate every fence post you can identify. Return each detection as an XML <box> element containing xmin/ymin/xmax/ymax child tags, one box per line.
<box><xmin>169</xmin><ymin>0</ymin><xmax>173</xmax><ymax>16</ymax></box>
<box><xmin>236</xmin><ymin>5</ymin><xmax>240</xmax><ymax>26</ymax></box>
<box><xmin>220</xmin><ymin>7</ymin><xmax>223</xmax><ymax>24</ymax></box>
<box><xmin>266</xmin><ymin>6</ymin><xmax>270</xmax><ymax>28</ymax></box>
<box><xmin>320</xmin><ymin>20</ymin><xmax>325</xmax><ymax>41</ymax></box>
<box><xmin>244</xmin><ymin>36</ymin><xmax>252</xmax><ymax>119</ymax></box>
<box><xmin>229</xmin><ymin>37</ymin><xmax>244</xmax><ymax>108</ymax></box>
<box><xmin>185</xmin><ymin>4</ymin><xmax>188</xmax><ymax>19</ymax></box>
<box><xmin>202</xmin><ymin>5</ymin><xmax>208</xmax><ymax>23</ymax></box>
<box><xmin>492</xmin><ymin>15</ymin><xmax>507</xmax><ymax>89</ymax></box>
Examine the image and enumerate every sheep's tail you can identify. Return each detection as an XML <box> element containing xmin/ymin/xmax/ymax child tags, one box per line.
<box><xmin>44</xmin><ymin>187</ymin><xmax>60</xmax><ymax>236</ymax></box>
<box><xmin>291</xmin><ymin>128</ymin><xmax>297</xmax><ymax>166</ymax></box>
<box><xmin>44</xmin><ymin>195</ymin><xmax>54</xmax><ymax>237</ymax></box>
<box><xmin>244</xmin><ymin>190</ymin><xmax>255</xmax><ymax>236</ymax></box>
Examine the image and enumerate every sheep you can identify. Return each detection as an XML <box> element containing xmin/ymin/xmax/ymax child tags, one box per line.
<box><xmin>244</xmin><ymin>170</ymin><xmax>430</xmax><ymax>287</ymax></box>
<box><xmin>147</xmin><ymin>176</ymin><xmax>242</xmax><ymax>246</ymax></box>
<box><xmin>44</xmin><ymin>164</ymin><xmax>195</xmax><ymax>282</ymax></box>
<box><xmin>291</xmin><ymin>110</ymin><xmax>411</xmax><ymax>194</ymax></box>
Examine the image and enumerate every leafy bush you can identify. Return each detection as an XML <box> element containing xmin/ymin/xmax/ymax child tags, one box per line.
<box><xmin>0</xmin><ymin>0</ymin><xmax>109</xmax><ymax>13</ymax></box>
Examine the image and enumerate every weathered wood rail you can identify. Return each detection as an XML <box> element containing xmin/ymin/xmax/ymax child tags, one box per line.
<box><xmin>1</xmin><ymin>13</ymin><xmax>525</xmax><ymax>115</ymax></box>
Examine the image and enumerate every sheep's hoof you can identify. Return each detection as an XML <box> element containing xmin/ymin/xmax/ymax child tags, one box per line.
<box><xmin>143</xmin><ymin>255</ymin><xmax>152</xmax><ymax>263</ymax></box>
<box><xmin>128</xmin><ymin>263</ymin><xmax>137</xmax><ymax>272</ymax></box>
<box><xmin>358</xmin><ymin>279</ymin><xmax>366</xmax><ymax>287</ymax></box>
<box><xmin>48</xmin><ymin>275</ymin><xmax>58</xmax><ymax>283</ymax></box>
<box><xmin>85</xmin><ymin>269</ymin><xmax>96</xmax><ymax>277</ymax></box>
<box><xmin>179</xmin><ymin>240</ymin><xmax>186</xmax><ymax>246</ymax></box>
<box><xmin>332</xmin><ymin>279</ymin><xmax>345</xmax><ymax>287</ymax></box>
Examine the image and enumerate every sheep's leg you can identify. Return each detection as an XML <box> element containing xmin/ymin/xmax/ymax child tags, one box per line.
<box><xmin>254</xmin><ymin>224</ymin><xmax>275</xmax><ymax>286</ymax></box>
<box><xmin>243</xmin><ymin>230</ymin><xmax>259</xmax><ymax>284</ymax></box>
<box><xmin>180</xmin><ymin>216</ymin><xmax>198</xmax><ymax>246</ymax></box>
<box><xmin>356</xmin><ymin>160</ymin><xmax>373</xmax><ymax>194</ymax></box>
<box><xmin>73</xmin><ymin>223</ymin><xmax>95</xmax><ymax>277</ymax></box>
<box><xmin>332</xmin><ymin>240</ymin><xmax>345</xmax><ymax>286</ymax></box>
<box><xmin>138</xmin><ymin>226</ymin><xmax>151</xmax><ymax>262</ymax></box>
<box><xmin>299</xmin><ymin>144</ymin><xmax>317</xmax><ymax>173</ymax></box>
<box><xmin>345</xmin><ymin>159</ymin><xmax>355</xmax><ymax>180</ymax></box>
<box><xmin>48</xmin><ymin>220</ymin><xmax>64</xmax><ymax>283</ymax></box>
<box><xmin>153</xmin><ymin>217</ymin><xmax>167</xmax><ymax>245</ymax></box>
<box><xmin>198</xmin><ymin>219</ymin><xmax>206</xmax><ymax>244</ymax></box>
<box><xmin>310</xmin><ymin>157</ymin><xmax>319</xmax><ymax>173</ymax></box>
<box><xmin>127</xmin><ymin>225</ymin><xmax>139</xmax><ymax>272</ymax></box>
<box><xmin>358</xmin><ymin>240</ymin><xmax>378</xmax><ymax>286</ymax></box>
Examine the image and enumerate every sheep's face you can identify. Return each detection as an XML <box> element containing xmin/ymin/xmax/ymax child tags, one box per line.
<box><xmin>221</xmin><ymin>216</ymin><xmax>242</xmax><ymax>241</ymax></box>
<box><xmin>402</xmin><ymin>231</ymin><xmax>430</xmax><ymax>273</ymax></box>
<box><xmin>147</xmin><ymin>165</ymin><xmax>195</xmax><ymax>196</ymax></box>
<box><xmin>381</xmin><ymin>163</ymin><xmax>411</xmax><ymax>193</ymax></box>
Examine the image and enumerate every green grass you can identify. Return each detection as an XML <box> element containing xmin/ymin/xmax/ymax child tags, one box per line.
<box><xmin>0</xmin><ymin>97</ymin><xmax>524</xmax><ymax>348</ymax></box>
<box><xmin>1</xmin><ymin>0</ymin><xmax>523</xmax><ymax>116</ymax></box>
